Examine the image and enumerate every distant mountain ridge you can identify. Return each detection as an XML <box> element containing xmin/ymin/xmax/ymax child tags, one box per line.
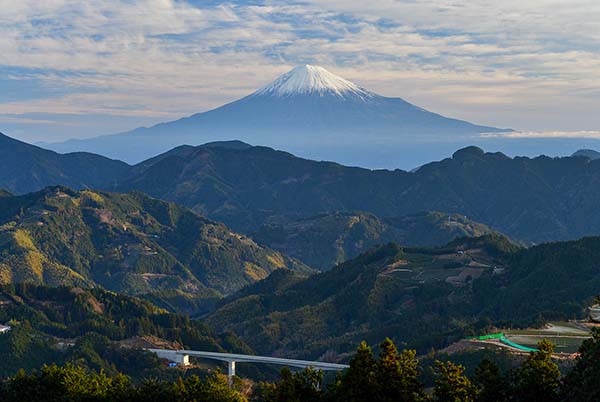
<box><xmin>43</xmin><ymin>65</ymin><xmax>510</xmax><ymax>167</ymax></box>
<box><xmin>0</xmin><ymin>132</ymin><xmax>130</xmax><ymax>194</ymax></box>
<box><xmin>572</xmin><ymin>149</ymin><xmax>600</xmax><ymax>160</ymax></box>
<box><xmin>114</xmin><ymin>142</ymin><xmax>600</xmax><ymax>244</ymax></box>
<box><xmin>4</xmin><ymin>132</ymin><xmax>600</xmax><ymax>244</ymax></box>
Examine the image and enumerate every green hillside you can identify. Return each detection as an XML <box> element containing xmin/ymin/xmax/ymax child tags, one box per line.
<box><xmin>208</xmin><ymin>234</ymin><xmax>600</xmax><ymax>359</ymax></box>
<box><xmin>0</xmin><ymin>284</ymin><xmax>252</xmax><ymax>379</ymax></box>
<box><xmin>484</xmin><ymin>236</ymin><xmax>600</xmax><ymax>321</ymax></box>
<box><xmin>0</xmin><ymin>187</ymin><xmax>311</xmax><ymax>301</ymax></box>
<box><xmin>208</xmin><ymin>235</ymin><xmax>518</xmax><ymax>358</ymax></box>
<box><xmin>252</xmin><ymin>211</ymin><xmax>495</xmax><ymax>270</ymax></box>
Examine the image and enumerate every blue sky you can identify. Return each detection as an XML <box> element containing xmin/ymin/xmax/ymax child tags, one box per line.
<box><xmin>1</xmin><ymin>0</ymin><xmax>599</xmax><ymax>143</ymax></box>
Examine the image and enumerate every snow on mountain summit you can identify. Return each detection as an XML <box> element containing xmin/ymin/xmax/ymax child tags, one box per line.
<box><xmin>254</xmin><ymin>65</ymin><xmax>372</xmax><ymax>98</ymax></box>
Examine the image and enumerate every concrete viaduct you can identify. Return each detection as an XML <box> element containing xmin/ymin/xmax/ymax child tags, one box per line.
<box><xmin>146</xmin><ymin>348</ymin><xmax>349</xmax><ymax>386</ymax></box>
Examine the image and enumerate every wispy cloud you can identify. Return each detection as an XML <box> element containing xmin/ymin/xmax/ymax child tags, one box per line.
<box><xmin>483</xmin><ymin>131</ymin><xmax>600</xmax><ymax>139</ymax></box>
<box><xmin>0</xmin><ymin>0</ymin><xmax>599</xmax><ymax>142</ymax></box>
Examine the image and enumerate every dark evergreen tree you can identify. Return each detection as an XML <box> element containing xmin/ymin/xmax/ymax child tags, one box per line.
<box><xmin>336</xmin><ymin>341</ymin><xmax>377</xmax><ymax>402</ymax></box>
<box><xmin>376</xmin><ymin>337</ymin><xmax>402</xmax><ymax>402</ymax></box>
<box><xmin>397</xmin><ymin>348</ymin><xmax>427</xmax><ymax>402</ymax></box>
<box><xmin>0</xmin><ymin>364</ymin><xmax>246</xmax><ymax>402</ymax></box>
<box><xmin>560</xmin><ymin>329</ymin><xmax>600</xmax><ymax>402</ymax></box>
<box><xmin>256</xmin><ymin>367</ymin><xmax>323</xmax><ymax>402</ymax></box>
<box><xmin>2</xmin><ymin>363</ymin><xmax>131</xmax><ymax>402</ymax></box>
<box><xmin>433</xmin><ymin>360</ymin><xmax>477</xmax><ymax>402</ymax></box>
<box><xmin>512</xmin><ymin>339</ymin><xmax>560</xmax><ymax>402</ymax></box>
<box><xmin>473</xmin><ymin>358</ymin><xmax>507</xmax><ymax>402</ymax></box>
<box><xmin>375</xmin><ymin>338</ymin><xmax>427</xmax><ymax>402</ymax></box>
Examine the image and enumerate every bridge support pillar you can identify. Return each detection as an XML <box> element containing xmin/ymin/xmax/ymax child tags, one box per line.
<box><xmin>228</xmin><ymin>360</ymin><xmax>236</xmax><ymax>387</ymax></box>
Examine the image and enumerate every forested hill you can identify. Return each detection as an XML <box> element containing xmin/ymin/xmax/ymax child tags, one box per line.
<box><xmin>0</xmin><ymin>132</ymin><xmax>129</xmax><ymax>194</ymax></box>
<box><xmin>207</xmin><ymin>235</ymin><xmax>520</xmax><ymax>357</ymax></box>
<box><xmin>115</xmin><ymin>142</ymin><xmax>600</xmax><ymax>243</ymax></box>
<box><xmin>0</xmin><ymin>284</ymin><xmax>252</xmax><ymax>379</ymax></box>
<box><xmin>208</xmin><ymin>234</ymin><xmax>600</xmax><ymax>358</ymax></box>
<box><xmin>251</xmin><ymin>211</ymin><xmax>496</xmax><ymax>270</ymax></box>
<box><xmin>4</xmin><ymin>131</ymin><xmax>600</xmax><ymax>244</ymax></box>
<box><xmin>115</xmin><ymin>143</ymin><xmax>412</xmax><ymax>233</ymax></box>
<box><xmin>0</xmin><ymin>187</ymin><xmax>311</xmax><ymax>300</ymax></box>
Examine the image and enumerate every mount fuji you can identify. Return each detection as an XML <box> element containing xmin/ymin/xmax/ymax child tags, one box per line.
<box><xmin>44</xmin><ymin>65</ymin><xmax>512</xmax><ymax>168</ymax></box>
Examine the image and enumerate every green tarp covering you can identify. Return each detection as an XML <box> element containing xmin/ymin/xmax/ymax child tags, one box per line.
<box><xmin>469</xmin><ymin>333</ymin><xmax>539</xmax><ymax>352</ymax></box>
<box><xmin>473</xmin><ymin>333</ymin><xmax>505</xmax><ymax>340</ymax></box>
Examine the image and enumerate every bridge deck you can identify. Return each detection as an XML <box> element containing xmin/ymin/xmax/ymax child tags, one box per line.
<box><xmin>146</xmin><ymin>348</ymin><xmax>349</xmax><ymax>371</ymax></box>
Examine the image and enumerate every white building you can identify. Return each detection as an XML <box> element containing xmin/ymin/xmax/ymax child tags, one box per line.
<box><xmin>0</xmin><ymin>324</ymin><xmax>10</xmax><ymax>334</ymax></box>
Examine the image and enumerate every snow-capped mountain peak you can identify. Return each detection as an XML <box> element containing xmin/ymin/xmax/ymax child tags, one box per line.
<box><xmin>253</xmin><ymin>64</ymin><xmax>372</xmax><ymax>98</ymax></box>
<box><xmin>45</xmin><ymin>64</ymin><xmax>511</xmax><ymax>168</ymax></box>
